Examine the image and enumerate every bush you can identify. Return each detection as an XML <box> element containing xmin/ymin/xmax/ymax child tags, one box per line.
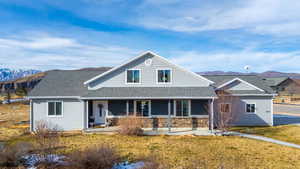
<box><xmin>0</xmin><ymin>142</ymin><xmax>33</xmax><ymax>167</ymax></box>
<box><xmin>34</xmin><ymin>121</ymin><xmax>61</xmax><ymax>156</ymax></box>
<box><xmin>117</xmin><ymin>117</ymin><xmax>144</xmax><ymax>136</ymax></box>
<box><xmin>68</xmin><ymin>144</ymin><xmax>121</xmax><ymax>169</ymax></box>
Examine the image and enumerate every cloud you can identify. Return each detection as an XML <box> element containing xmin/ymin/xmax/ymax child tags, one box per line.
<box><xmin>134</xmin><ymin>0</ymin><xmax>300</xmax><ymax>36</ymax></box>
<box><xmin>0</xmin><ymin>33</ymin><xmax>139</xmax><ymax>70</ymax></box>
<box><xmin>170</xmin><ymin>50</ymin><xmax>300</xmax><ymax>73</ymax></box>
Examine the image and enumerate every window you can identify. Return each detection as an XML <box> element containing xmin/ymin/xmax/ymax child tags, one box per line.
<box><xmin>157</xmin><ymin>69</ymin><xmax>171</xmax><ymax>83</ymax></box>
<box><xmin>126</xmin><ymin>69</ymin><xmax>140</xmax><ymax>83</ymax></box>
<box><xmin>135</xmin><ymin>100</ymin><xmax>150</xmax><ymax>116</ymax></box>
<box><xmin>175</xmin><ymin>100</ymin><xmax>189</xmax><ymax>116</ymax></box>
<box><xmin>48</xmin><ymin>101</ymin><xmax>62</xmax><ymax>116</ymax></box>
<box><xmin>220</xmin><ymin>103</ymin><xmax>231</xmax><ymax>113</ymax></box>
<box><xmin>246</xmin><ymin>104</ymin><xmax>256</xmax><ymax>113</ymax></box>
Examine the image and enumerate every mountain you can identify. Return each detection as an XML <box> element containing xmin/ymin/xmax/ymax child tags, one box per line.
<box><xmin>0</xmin><ymin>68</ymin><xmax>41</xmax><ymax>82</ymax></box>
<box><xmin>199</xmin><ymin>71</ymin><xmax>300</xmax><ymax>79</ymax></box>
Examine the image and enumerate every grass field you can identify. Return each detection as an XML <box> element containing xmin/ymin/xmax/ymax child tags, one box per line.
<box><xmin>1</xmin><ymin>103</ymin><xmax>300</xmax><ymax>168</ymax></box>
<box><xmin>232</xmin><ymin>125</ymin><xmax>300</xmax><ymax>145</ymax></box>
<box><xmin>0</xmin><ymin>103</ymin><xmax>29</xmax><ymax>141</ymax></box>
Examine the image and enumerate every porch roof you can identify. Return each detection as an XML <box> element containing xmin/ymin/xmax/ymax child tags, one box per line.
<box><xmin>81</xmin><ymin>87</ymin><xmax>217</xmax><ymax>99</ymax></box>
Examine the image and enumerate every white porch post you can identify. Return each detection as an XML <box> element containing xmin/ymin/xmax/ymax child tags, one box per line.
<box><xmin>85</xmin><ymin>100</ymin><xmax>89</xmax><ymax>129</ymax></box>
<box><xmin>29</xmin><ymin>99</ymin><xmax>33</xmax><ymax>132</ymax></box>
<box><xmin>210</xmin><ymin>99</ymin><xmax>214</xmax><ymax>132</ymax></box>
<box><xmin>168</xmin><ymin>99</ymin><xmax>171</xmax><ymax>132</ymax></box>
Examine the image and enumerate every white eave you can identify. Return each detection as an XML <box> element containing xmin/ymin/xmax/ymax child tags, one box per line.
<box><xmin>216</xmin><ymin>78</ymin><xmax>265</xmax><ymax>92</ymax></box>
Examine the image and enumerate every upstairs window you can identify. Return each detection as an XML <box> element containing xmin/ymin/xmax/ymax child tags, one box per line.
<box><xmin>157</xmin><ymin>69</ymin><xmax>171</xmax><ymax>83</ymax></box>
<box><xmin>48</xmin><ymin>101</ymin><xmax>63</xmax><ymax>117</ymax></box>
<box><xmin>126</xmin><ymin>69</ymin><xmax>140</xmax><ymax>83</ymax></box>
<box><xmin>246</xmin><ymin>104</ymin><xmax>256</xmax><ymax>113</ymax></box>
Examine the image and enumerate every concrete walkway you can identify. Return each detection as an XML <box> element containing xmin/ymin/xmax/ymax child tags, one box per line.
<box><xmin>227</xmin><ymin>131</ymin><xmax>300</xmax><ymax>149</ymax></box>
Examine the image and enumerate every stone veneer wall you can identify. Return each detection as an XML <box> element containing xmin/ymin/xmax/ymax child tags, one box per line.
<box><xmin>107</xmin><ymin>117</ymin><xmax>209</xmax><ymax>128</ymax></box>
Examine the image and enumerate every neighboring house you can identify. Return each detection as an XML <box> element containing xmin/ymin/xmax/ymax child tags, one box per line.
<box><xmin>28</xmin><ymin>51</ymin><xmax>275</xmax><ymax>131</ymax></box>
<box><xmin>263</xmin><ymin>77</ymin><xmax>300</xmax><ymax>96</ymax></box>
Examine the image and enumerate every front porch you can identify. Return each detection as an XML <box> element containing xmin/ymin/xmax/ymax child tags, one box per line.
<box><xmin>83</xmin><ymin>99</ymin><xmax>214</xmax><ymax>130</ymax></box>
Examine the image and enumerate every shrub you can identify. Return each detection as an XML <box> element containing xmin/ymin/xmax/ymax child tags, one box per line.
<box><xmin>0</xmin><ymin>142</ymin><xmax>33</xmax><ymax>167</ymax></box>
<box><xmin>117</xmin><ymin>116</ymin><xmax>144</xmax><ymax>136</ymax></box>
<box><xmin>68</xmin><ymin>144</ymin><xmax>121</xmax><ymax>169</ymax></box>
<box><xmin>34</xmin><ymin>121</ymin><xmax>61</xmax><ymax>156</ymax></box>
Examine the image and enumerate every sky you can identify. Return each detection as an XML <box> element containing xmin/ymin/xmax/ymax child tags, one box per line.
<box><xmin>0</xmin><ymin>0</ymin><xmax>300</xmax><ymax>73</ymax></box>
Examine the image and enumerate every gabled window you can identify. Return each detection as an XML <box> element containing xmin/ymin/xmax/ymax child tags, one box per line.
<box><xmin>126</xmin><ymin>69</ymin><xmax>140</xmax><ymax>83</ymax></box>
<box><xmin>246</xmin><ymin>104</ymin><xmax>256</xmax><ymax>113</ymax></box>
<box><xmin>220</xmin><ymin>103</ymin><xmax>231</xmax><ymax>113</ymax></box>
<box><xmin>48</xmin><ymin>101</ymin><xmax>63</xmax><ymax>117</ymax></box>
<box><xmin>157</xmin><ymin>69</ymin><xmax>171</xmax><ymax>83</ymax></box>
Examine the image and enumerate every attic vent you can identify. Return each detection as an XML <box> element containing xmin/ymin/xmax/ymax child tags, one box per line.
<box><xmin>145</xmin><ymin>59</ymin><xmax>152</xmax><ymax>66</ymax></box>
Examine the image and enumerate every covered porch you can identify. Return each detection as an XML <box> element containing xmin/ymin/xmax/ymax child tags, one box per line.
<box><xmin>83</xmin><ymin>98</ymin><xmax>215</xmax><ymax>130</ymax></box>
<box><xmin>82</xmin><ymin>87</ymin><xmax>217</xmax><ymax>130</ymax></box>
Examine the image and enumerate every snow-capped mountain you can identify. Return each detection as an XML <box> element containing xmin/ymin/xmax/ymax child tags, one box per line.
<box><xmin>0</xmin><ymin>68</ymin><xmax>41</xmax><ymax>82</ymax></box>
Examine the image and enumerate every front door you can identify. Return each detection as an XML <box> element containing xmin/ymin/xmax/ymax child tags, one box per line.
<box><xmin>93</xmin><ymin>101</ymin><xmax>107</xmax><ymax>124</ymax></box>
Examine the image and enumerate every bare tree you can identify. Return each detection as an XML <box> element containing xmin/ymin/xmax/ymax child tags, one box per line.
<box><xmin>214</xmin><ymin>90</ymin><xmax>240</xmax><ymax>132</ymax></box>
<box><xmin>34</xmin><ymin>120</ymin><xmax>61</xmax><ymax>157</ymax></box>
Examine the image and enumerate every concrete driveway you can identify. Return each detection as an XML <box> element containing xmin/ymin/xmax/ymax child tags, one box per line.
<box><xmin>274</xmin><ymin>104</ymin><xmax>300</xmax><ymax>125</ymax></box>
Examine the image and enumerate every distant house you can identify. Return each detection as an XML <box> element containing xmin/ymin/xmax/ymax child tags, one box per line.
<box><xmin>28</xmin><ymin>51</ymin><xmax>275</xmax><ymax>131</ymax></box>
<box><xmin>264</xmin><ymin>77</ymin><xmax>300</xmax><ymax>96</ymax></box>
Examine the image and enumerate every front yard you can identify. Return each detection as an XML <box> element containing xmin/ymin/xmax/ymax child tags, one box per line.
<box><xmin>1</xmin><ymin>103</ymin><xmax>300</xmax><ymax>168</ymax></box>
<box><xmin>232</xmin><ymin>125</ymin><xmax>300</xmax><ymax>145</ymax></box>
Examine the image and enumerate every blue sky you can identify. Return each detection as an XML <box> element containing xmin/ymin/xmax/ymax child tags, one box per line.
<box><xmin>0</xmin><ymin>0</ymin><xmax>300</xmax><ymax>72</ymax></box>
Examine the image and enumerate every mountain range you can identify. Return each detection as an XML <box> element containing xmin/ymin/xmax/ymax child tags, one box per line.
<box><xmin>0</xmin><ymin>68</ymin><xmax>41</xmax><ymax>82</ymax></box>
<box><xmin>1</xmin><ymin>68</ymin><xmax>300</xmax><ymax>83</ymax></box>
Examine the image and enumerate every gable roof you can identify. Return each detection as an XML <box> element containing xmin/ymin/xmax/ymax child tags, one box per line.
<box><xmin>216</xmin><ymin>77</ymin><xmax>264</xmax><ymax>92</ymax></box>
<box><xmin>83</xmin><ymin>51</ymin><xmax>214</xmax><ymax>85</ymax></box>
<box><xmin>28</xmin><ymin>69</ymin><xmax>110</xmax><ymax>97</ymax></box>
<box><xmin>203</xmin><ymin>75</ymin><xmax>275</xmax><ymax>94</ymax></box>
<box><xmin>263</xmin><ymin>77</ymin><xmax>290</xmax><ymax>86</ymax></box>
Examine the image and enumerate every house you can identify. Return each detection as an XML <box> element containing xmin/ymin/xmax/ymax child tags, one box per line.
<box><xmin>28</xmin><ymin>51</ymin><xmax>276</xmax><ymax>131</ymax></box>
<box><xmin>263</xmin><ymin>77</ymin><xmax>300</xmax><ymax>96</ymax></box>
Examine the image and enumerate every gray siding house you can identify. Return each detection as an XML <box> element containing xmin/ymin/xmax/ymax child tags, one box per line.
<box><xmin>28</xmin><ymin>51</ymin><xmax>275</xmax><ymax>131</ymax></box>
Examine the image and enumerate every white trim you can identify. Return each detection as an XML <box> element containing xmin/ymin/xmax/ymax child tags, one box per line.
<box><xmin>29</xmin><ymin>100</ymin><xmax>33</xmax><ymax>132</ymax></box>
<box><xmin>125</xmin><ymin>69</ymin><xmax>141</xmax><ymax>84</ymax></box>
<box><xmin>81</xmin><ymin>96</ymin><xmax>218</xmax><ymax>100</ymax></box>
<box><xmin>174</xmin><ymin>99</ymin><xmax>191</xmax><ymax>117</ymax></box>
<box><xmin>270</xmin><ymin>99</ymin><xmax>274</xmax><ymax>126</ymax></box>
<box><xmin>134</xmin><ymin>100</ymin><xmax>151</xmax><ymax>117</ymax></box>
<box><xmin>46</xmin><ymin>101</ymin><xmax>64</xmax><ymax>118</ymax></box>
<box><xmin>86</xmin><ymin>101</ymin><xmax>89</xmax><ymax>129</ymax></box>
<box><xmin>156</xmin><ymin>68</ymin><xmax>172</xmax><ymax>84</ymax></box>
<box><xmin>245</xmin><ymin>103</ymin><xmax>256</xmax><ymax>114</ymax></box>
<box><xmin>83</xmin><ymin>51</ymin><xmax>214</xmax><ymax>85</ymax></box>
<box><xmin>216</xmin><ymin>78</ymin><xmax>265</xmax><ymax>92</ymax></box>
<box><xmin>219</xmin><ymin>103</ymin><xmax>231</xmax><ymax>113</ymax></box>
<box><xmin>27</xmin><ymin>96</ymin><xmax>80</xmax><ymax>99</ymax></box>
<box><xmin>222</xmin><ymin>94</ymin><xmax>276</xmax><ymax>96</ymax></box>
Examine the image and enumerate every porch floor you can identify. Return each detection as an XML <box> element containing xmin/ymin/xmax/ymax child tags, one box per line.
<box><xmin>84</xmin><ymin>127</ymin><xmax>213</xmax><ymax>136</ymax></box>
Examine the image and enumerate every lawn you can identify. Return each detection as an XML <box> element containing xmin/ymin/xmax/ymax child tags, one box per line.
<box><xmin>2</xmin><ymin>103</ymin><xmax>300</xmax><ymax>169</ymax></box>
<box><xmin>232</xmin><ymin>125</ymin><xmax>300</xmax><ymax>145</ymax></box>
<box><xmin>0</xmin><ymin>102</ymin><xmax>29</xmax><ymax>141</ymax></box>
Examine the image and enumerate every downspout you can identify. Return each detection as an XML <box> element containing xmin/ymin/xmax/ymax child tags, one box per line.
<box><xmin>30</xmin><ymin>99</ymin><xmax>33</xmax><ymax>132</ymax></box>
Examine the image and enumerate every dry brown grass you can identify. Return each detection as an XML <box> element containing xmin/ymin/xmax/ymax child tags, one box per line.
<box><xmin>232</xmin><ymin>125</ymin><xmax>300</xmax><ymax>145</ymax></box>
<box><xmin>0</xmin><ymin>103</ymin><xmax>30</xmax><ymax>141</ymax></box>
<box><xmin>53</xmin><ymin>134</ymin><xmax>300</xmax><ymax>169</ymax></box>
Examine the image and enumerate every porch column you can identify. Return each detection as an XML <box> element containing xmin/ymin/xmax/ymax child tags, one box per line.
<box><xmin>209</xmin><ymin>99</ymin><xmax>214</xmax><ymax>132</ymax></box>
<box><xmin>85</xmin><ymin>100</ymin><xmax>89</xmax><ymax>129</ymax></box>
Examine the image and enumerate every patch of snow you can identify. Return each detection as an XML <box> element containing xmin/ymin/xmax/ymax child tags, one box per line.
<box><xmin>113</xmin><ymin>161</ymin><xmax>145</xmax><ymax>169</ymax></box>
<box><xmin>22</xmin><ymin>154</ymin><xmax>65</xmax><ymax>169</ymax></box>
